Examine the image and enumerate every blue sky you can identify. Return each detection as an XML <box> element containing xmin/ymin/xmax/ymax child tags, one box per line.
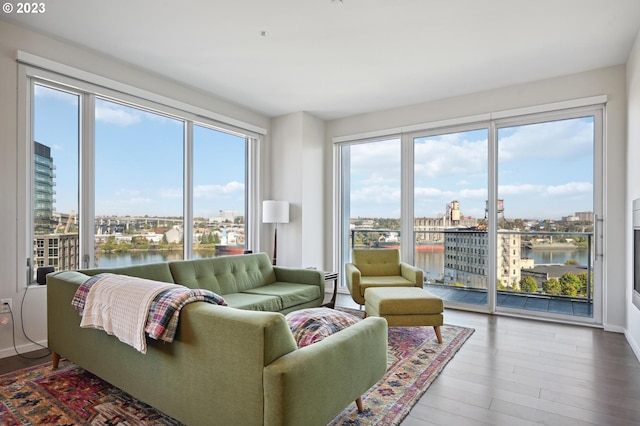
<box><xmin>34</xmin><ymin>84</ymin><xmax>246</xmax><ymax>218</ymax></box>
<box><xmin>36</xmin><ymin>83</ymin><xmax>594</xmax><ymax>222</ymax></box>
<box><xmin>349</xmin><ymin>117</ymin><xmax>594</xmax><ymax>220</ymax></box>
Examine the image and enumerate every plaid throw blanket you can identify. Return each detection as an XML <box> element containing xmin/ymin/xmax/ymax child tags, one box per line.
<box><xmin>72</xmin><ymin>273</ymin><xmax>227</xmax><ymax>346</ymax></box>
<box><xmin>145</xmin><ymin>286</ymin><xmax>227</xmax><ymax>342</ymax></box>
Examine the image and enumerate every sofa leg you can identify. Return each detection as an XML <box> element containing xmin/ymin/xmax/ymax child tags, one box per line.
<box><xmin>52</xmin><ymin>352</ymin><xmax>61</xmax><ymax>370</ymax></box>
<box><xmin>355</xmin><ymin>397</ymin><xmax>364</xmax><ymax>413</ymax></box>
<box><xmin>434</xmin><ymin>326</ymin><xmax>443</xmax><ymax>344</ymax></box>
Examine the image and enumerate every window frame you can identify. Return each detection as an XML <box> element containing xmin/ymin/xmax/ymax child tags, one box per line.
<box><xmin>17</xmin><ymin>59</ymin><xmax>264</xmax><ymax>289</ymax></box>
<box><xmin>333</xmin><ymin>99</ymin><xmax>605</xmax><ymax>324</ymax></box>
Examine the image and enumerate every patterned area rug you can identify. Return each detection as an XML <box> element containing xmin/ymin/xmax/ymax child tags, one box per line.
<box><xmin>0</xmin><ymin>312</ymin><xmax>473</xmax><ymax>426</ymax></box>
<box><xmin>0</xmin><ymin>362</ymin><xmax>182</xmax><ymax>425</ymax></box>
<box><xmin>329</xmin><ymin>307</ymin><xmax>474</xmax><ymax>426</ymax></box>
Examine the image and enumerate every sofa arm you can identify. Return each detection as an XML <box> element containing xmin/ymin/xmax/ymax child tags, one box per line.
<box><xmin>400</xmin><ymin>262</ymin><xmax>424</xmax><ymax>288</ymax></box>
<box><xmin>345</xmin><ymin>263</ymin><xmax>364</xmax><ymax>305</ymax></box>
<box><xmin>273</xmin><ymin>266</ymin><xmax>324</xmax><ymax>289</ymax></box>
<box><xmin>264</xmin><ymin>317</ymin><xmax>388</xmax><ymax>426</ymax></box>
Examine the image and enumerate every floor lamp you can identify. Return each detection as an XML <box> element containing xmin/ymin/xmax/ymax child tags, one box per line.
<box><xmin>263</xmin><ymin>200</ymin><xmax>289</xmax><ymax>265</ymax></box>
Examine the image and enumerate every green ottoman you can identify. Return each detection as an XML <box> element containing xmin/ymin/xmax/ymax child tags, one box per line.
<box><xmin>364</xmin><ymin>287</ymin><xmax>444</xmax><ymax>343</ymax></box>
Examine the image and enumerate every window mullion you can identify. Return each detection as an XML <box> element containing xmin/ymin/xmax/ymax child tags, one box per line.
<box><xmin>80</xmin><ymin>93</ymin><xmax>95</xmax><ymax>268</ymax></box>
<box><xmin>184</xmin><ymin>122</ymin><xmax>194</xmax><ymax>259</ymax></box>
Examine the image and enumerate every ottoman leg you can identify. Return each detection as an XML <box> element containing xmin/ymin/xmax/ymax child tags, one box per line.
<box><xmin>434</xmin><ymin>326</ymin><xmax>443</xmax><ymax>344</ymax></box>
<box><xmin>355</xmin><ymin>397</ymin><xmax>364</xmax><ymax>412</ymax></box>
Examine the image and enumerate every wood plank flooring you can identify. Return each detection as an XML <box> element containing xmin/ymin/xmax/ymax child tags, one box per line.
<box><xmin>2</xmin><ymin>295</ymin><xmax>640</xmax><ymax>425</ymax></box>
<box><xmin>399</xmin><ymin>308</ymin><xmax>640</xmax><ymax>425</ymax></box>
<box><xmin>334</xmin><ymin>293</ymin><xmax>640</xmax><ymax>426</ymax></box>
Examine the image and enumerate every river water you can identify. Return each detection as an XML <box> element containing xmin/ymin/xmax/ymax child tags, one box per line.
<box><xmin>96</xmin><ymin>250</ymin><xmax>216</xmax><ymax>268</ymax></box>
<box><xmin>96</xmin><ymin>248</ymin><xmax>590</xmax><ymax>277</ymax></box>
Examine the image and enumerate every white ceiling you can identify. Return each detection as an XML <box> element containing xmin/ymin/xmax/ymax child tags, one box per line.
<box><xmin>3</xmin><ymin>0</ymin><xmax>640</xmax><ymax>120</ymax></box>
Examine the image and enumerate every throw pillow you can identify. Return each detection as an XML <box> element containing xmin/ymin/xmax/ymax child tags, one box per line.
<box><xmin>285</xmin><ymin>307</ymin><xmax>360</xmax><ymax>348</ymax></box>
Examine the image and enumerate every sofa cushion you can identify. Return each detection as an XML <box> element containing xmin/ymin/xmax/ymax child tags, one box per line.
<box><xmin>243</xmin><ymin>282</ymin><xmax>321</xmax><ymax>309</ymax></box>
<box><xmin>285</xmin><ymin>308</ymin><xmax>360</xmax><ymax>348</ymax></box>
<box><xmin>169</xmin><ymin>253</ymin><xmax>276</xmax><ymax>294</ymax></box>
<box><xmin>222</xmin><ymin>292</ymin><xmax>283</xmax><ymax>311</ymax></box>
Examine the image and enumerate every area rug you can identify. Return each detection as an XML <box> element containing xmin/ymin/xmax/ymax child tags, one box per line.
<box><xmin>328</xmin><ymin>307</ymin><xmax>474</xmax><ymax>426</ymax></box>
<box><xmin>0</xmin><ymin>314</ymin><xmax>473</xmax><ymax>426</ymax></box>
<box><xmin>0</xmin><ymin>362</ymin><xmax>182</xmax><ymax>425</ymax></box>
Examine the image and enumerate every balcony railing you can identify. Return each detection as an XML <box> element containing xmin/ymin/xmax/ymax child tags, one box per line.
<box><xmin>349</xmin><ymin>228</ymin><xmax>593</xmax><ymax>306</ymax></box>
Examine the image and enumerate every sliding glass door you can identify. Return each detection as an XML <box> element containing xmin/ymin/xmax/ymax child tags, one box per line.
<box><xmin>337</xmin><ymin>106</ymin><xmax>603</xmax><ymax>323</ymax></box>
<box><xmin>413</xmin><ymin>128</ymin><xmax>489</xmax><ymax>308</ymax></box>
<box><xmin>340</xmin><ymin>138</ymin><xmax>401</xmax><ymax>268</ymax></box>
<box><xmin>496</xmin><ymin>112</ymin><xmax>601</xmax><ymax>319</ymax></box>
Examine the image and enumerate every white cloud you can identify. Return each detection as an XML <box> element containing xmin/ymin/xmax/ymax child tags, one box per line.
<box><xmin>95</xmin><ymin>103</ymin><xmax>141</xmax><ymax>126</ymax></box>
<box><xmin>351</xmin><ymin>185</ymin><xmax>400</xmax><ymax>203</ymax></box>
<box><xmin>546</xmin><ymin>181</ymin><xmax>592</xmax><ymax>195</ymax></box>
<box><xmin>159</xmin><ymin>188</ymin><xmax>183</xmax><ymax>199</ymax></box>
<box><xmin>498</xmin><ymin>118</ymin><xmax>593</xmax><ymax>163</ymax></box>
<box><xmin>498</xmin><ymin>181</ymin><xmax>592</xmax><ymax>197</ymax></box>
<box><xmin>194</xmin><ymin>181</ymin><xmax>245</xmax><ymax>199</ymax></box>
<box><xmin>414</xmin><ymin>134</ymin><xmax>487</xmax><ymax>178</ymax></box>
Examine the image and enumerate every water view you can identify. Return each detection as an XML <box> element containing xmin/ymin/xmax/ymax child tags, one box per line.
<box><xmin>97</xmin><ymin>248</ymin><xmax>589</xmax><ymax>275</ymax></box>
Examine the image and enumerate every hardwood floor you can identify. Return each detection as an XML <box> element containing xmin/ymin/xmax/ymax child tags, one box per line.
<box><xmin>2</xmin><ymin>295</ymin><xmax>640</xmax><ymax>425</ymax></box>
<box><xmin>0</xmin><ymin>348</ymin><xmax>50</xmax><ymax>375</ymax></box>
<box><xmin>400</xmin><ymin>309</ymin><xmax>640</xmax><ymax>425</ymax></box>
<box><xmin>334</xmin><ymin>293</ymin><xmax>640</xmax><ymax>426</ymax></box>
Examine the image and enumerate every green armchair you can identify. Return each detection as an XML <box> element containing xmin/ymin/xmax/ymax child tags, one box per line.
<box><xmin>345</xmin><ymin>249</ymin><xmax>424</xmax><ymax>306</ymax></box>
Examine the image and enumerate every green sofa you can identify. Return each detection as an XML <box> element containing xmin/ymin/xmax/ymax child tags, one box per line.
<box><xmin>47</xmin><ymin>252</ymin><xmax>388</xmax><ymax>426</ymax></box>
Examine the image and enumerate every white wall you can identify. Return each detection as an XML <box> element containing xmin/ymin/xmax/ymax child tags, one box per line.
<box><xmin>0</xmin><ymin>21</ymin><xmax>270</xmax><ymax>358</ymax></box>
<box><xmin>626</xmin><ymin>29</ymin><xmax>640</xmax><ymax>359</ymax></box>
<box><xmin>269</xmin><ymin>112</ymin><xmax>325</xmax><ymax>268</ymax></box>
<box><xmin>326</xmin><ymin>65</ymin><xmax>629</xmax><ymax>332</ymax></box>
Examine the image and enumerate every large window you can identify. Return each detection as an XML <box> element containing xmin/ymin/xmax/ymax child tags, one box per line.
<box><xmin>31</xmin><ymin>84</ymin><xmax>80</xmax><ymax>280</ymax></box>
<box><xmin>496</xmin><ymin>114</ymin><xmax>598</xmax><ymax>317</ymax></box>
<box><xmin>414</xmin><ymin>128</ymin><xmax>489</xmax><ymax>307</ymax></box>
<box><xmin>21</xmin><ymin>65</ymin><xmax>260</xmax><ymax>286</ymax></box>
<box><xmin>94</xmin><ymin>99</ymin><xmax>186</xmax><ymax>267</ymax></box>
<box><xmin>193</xmin><ymin>125</ymin><xmax>247</xmax><ymax>258</ymax></box>
<box><xmin>337</xmin><ymin>104</ymin><xmax>603</xmax><ymax>324</ymax></box>
<box><xmin>340</xmin><ymin>139</ymin><xmax>401</xmax><ymax>265</ymax></box>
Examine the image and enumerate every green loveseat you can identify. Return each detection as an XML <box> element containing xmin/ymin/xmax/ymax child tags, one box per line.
<box><xmin>47</xmin><ymin>252</ymin><xmax>388</xmax><ymax>426</ymax></box>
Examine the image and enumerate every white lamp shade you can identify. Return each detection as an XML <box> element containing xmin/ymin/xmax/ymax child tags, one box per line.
<box><xmin>263</xmin><ymin>200</ymin><xmax>289</xmax><ymax>224</ymax></box>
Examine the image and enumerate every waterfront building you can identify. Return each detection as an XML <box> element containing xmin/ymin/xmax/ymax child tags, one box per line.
<box><xmin>443</xmin><ymin>229</ymin><xmax>522</xmax><ymax>289</ymax></box>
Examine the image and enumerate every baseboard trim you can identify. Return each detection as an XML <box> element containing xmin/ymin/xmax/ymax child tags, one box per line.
<box><xmin>624</xmin><ymin>330</ymin><xmax>640</xmax><ymax>363</ymax></box>
<box><xmin>0</xmin><ymin>340</ymin><xmax>49</xmax><ymax>360</ymax></box>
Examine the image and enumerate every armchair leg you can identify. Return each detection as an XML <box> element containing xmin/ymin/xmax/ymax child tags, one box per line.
<box><xmin>434</xmin><ymin>326</ymin><xmax>443</xmax><ymax>344</ymax></box>
<box><xmin>355</xmin><ymin>397</ymin><xmax>364</xmax><ymax>413</ymax></box>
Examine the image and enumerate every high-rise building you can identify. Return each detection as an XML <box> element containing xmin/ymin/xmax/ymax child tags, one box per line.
<box><xmin>32</xmin><ymin>141</ymin><xmax>80</xmax><ymax>273</ymax></box>
<box><xmin>33</xmin><ymin>141</ymin><xmax>55</xmax><ymax>234</ymax></box>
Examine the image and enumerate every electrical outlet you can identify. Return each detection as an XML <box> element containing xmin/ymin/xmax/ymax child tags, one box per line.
<box><xmin>1</xmin><ymin>298</ymin><xmax>11</xmax><ymax>311</ymax></box>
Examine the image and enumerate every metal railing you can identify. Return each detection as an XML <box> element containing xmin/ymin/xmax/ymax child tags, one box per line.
<box><xmin>348</xmin><ymin>228</ymin><xmax>593</xmax><ymax>304</ymax></box>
